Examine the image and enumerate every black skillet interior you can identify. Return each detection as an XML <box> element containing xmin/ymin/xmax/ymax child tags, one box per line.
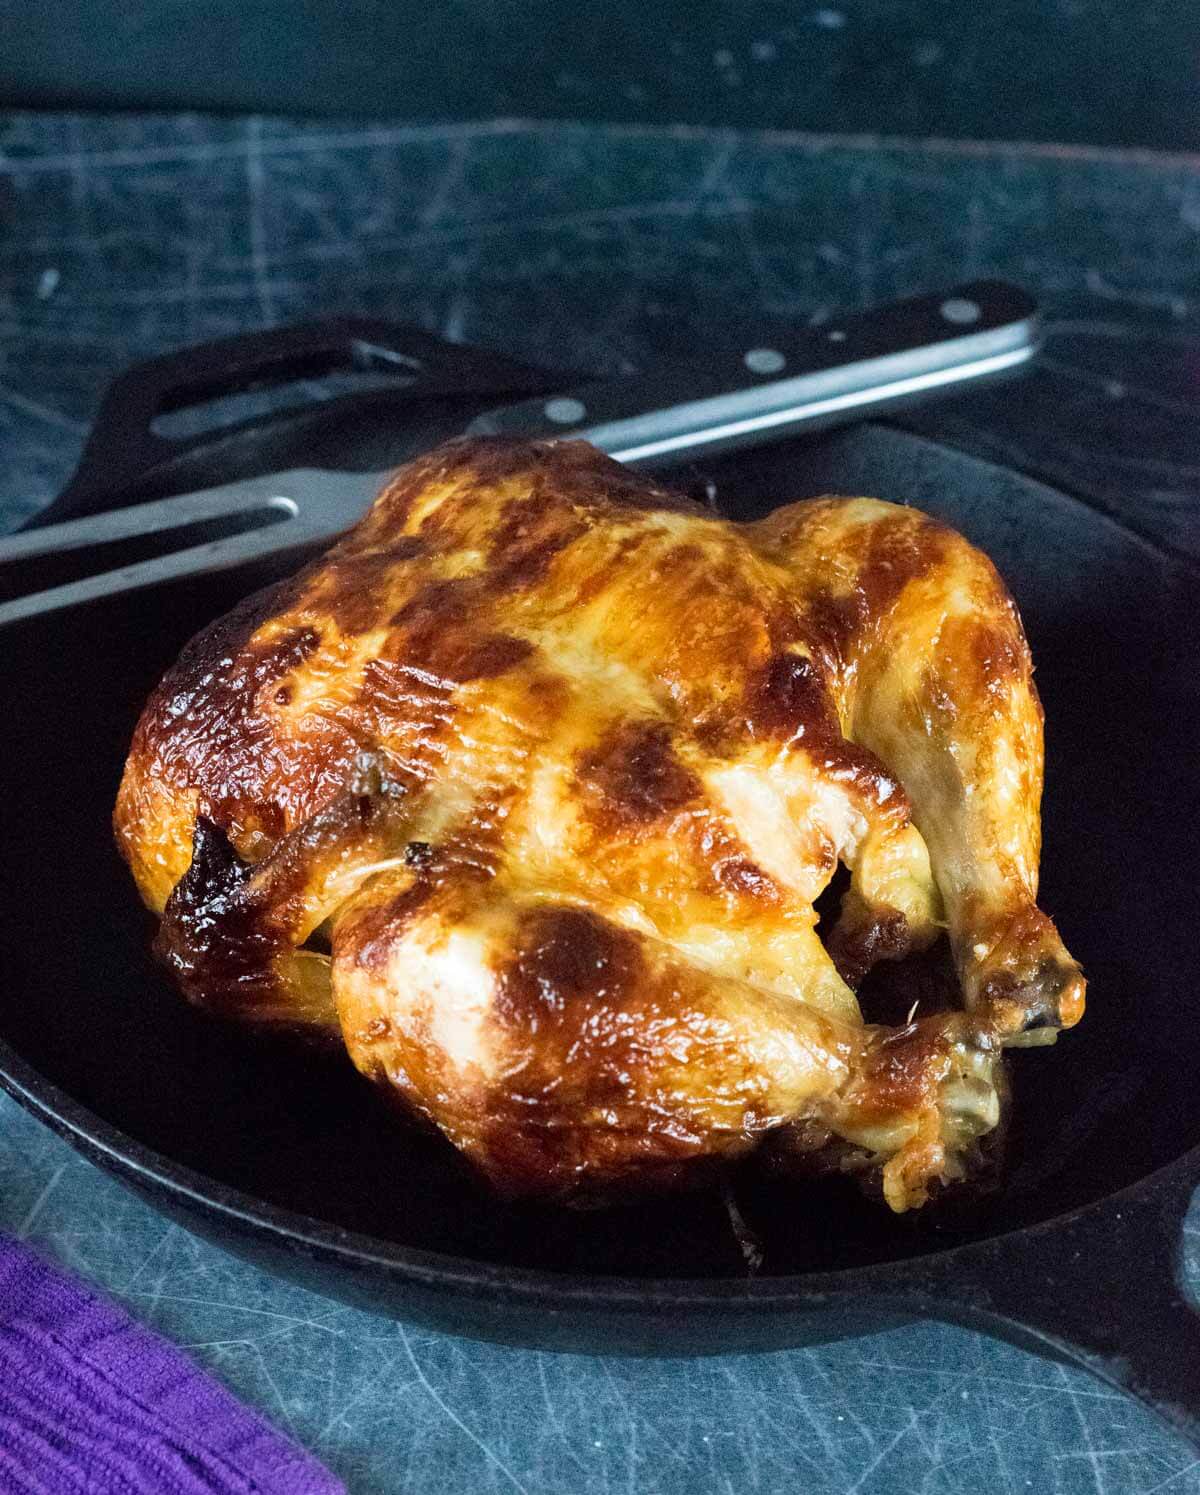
<box><xmin>1</xmin><ymin>320</ymin><xmax>1198</xmax><ymax>1426</ymax></box>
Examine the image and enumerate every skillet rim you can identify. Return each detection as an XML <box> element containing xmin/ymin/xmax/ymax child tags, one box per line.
<box><xmin>4</xmin><ymin>422</ymin><xmax>1198</xmax><ymax>1310</ymax></box>
<box><xmin>4</xmin><ymin>1031</ymin><xmax>1198</xmax><ymax>1307</ymax></box>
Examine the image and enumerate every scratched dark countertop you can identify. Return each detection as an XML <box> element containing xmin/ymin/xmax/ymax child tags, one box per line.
<box><xmin>1</xmin><ymin>112</ymin><xmax>1199</xmax><ymax>1494</ymax></box>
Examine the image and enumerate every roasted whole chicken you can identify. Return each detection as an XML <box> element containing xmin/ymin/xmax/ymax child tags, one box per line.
<box><xmin>116</xmin><ymin>437</ymin><xmax>1084</xmax><ymax>1213</ymax></box>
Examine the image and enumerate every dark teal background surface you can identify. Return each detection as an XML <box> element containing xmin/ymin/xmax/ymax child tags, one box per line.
<box><xmin>1</xmin><ymin>0</ymin><xmax>1197</xmax><ymax>149</ymax></box>
<box><xmin>2</xmin><ymin>109</ymin><xmax>1199</xmax><ymax>1492</ymax></box>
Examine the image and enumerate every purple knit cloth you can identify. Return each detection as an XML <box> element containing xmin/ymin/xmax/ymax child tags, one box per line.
<box><xmin>0</xmin><ymin>1235</ymin><xmax>344</xmax><ymax>1495</ymax></box>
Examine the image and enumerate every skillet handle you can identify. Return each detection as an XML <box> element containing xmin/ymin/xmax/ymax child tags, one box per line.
<box><xmin>30</xmin><ymin>317</ymin><xmax>560</xmax><ymax>529</ymax></box>
<box><xmin>910</xmin><ymin>1159</ymin><xmax>1200</xmax><ymax>1448</ymax></box>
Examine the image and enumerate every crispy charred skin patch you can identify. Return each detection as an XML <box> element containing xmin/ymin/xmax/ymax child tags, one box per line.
<box><xmin>156</xmin><ymin>770</ymin><xmax>411</xmax><ymax>1027</ymax></box>
<box><xmin>852</xmin><ymin>1019</ymin><xmax>955</xmax><ymax>1124</ymax></box>
<box><xmin>967</xmin><ymin>903</ymin><xmax>1087</xmax><ymax>1040</ymax></box>
<box><xmin>117</xmin><ymin>436</ymin><xmax>1085</xmax><ymax>1216</ymax></box>
<box><xmin>495</xmin><ymin>905</ymin><xmax>643</xmax><ymax>1027</ymax></box>
<box><xmin>796</xmin><ymin>508</ymin><xmax>953</xmax><ymax>670</ymax></box>
<box><xmin>575</xmin><ymin>720</ymin><xmax>702</xmax><ymax>833</ymax></box>
<box><xmin>710</xmin><ymin>855</ymin><xmax>781</xmax><ymax>901</ymax></box>
<box><xmin>387</xmin><ymin>573</ymin><xmax>537</xmax><ymax>681</ymax></box>
<box><xmin>746</xmin><ymin>651</ymin><xmax>839</xmax><ymax>739</ymax></box>
<box><xmin>156</xmin><ymin>817</ymin><xmax>266</xmax><ymax>1010</ymax></box>
<box><xmin>484</xmin><ymin>906</ymin><xmax>764</xmax><ymax>1198</ymax></box>
<box><xmin>826</xmin><ymin>906</ymin><xmax>912</xmax><ymax>990</ymax></box>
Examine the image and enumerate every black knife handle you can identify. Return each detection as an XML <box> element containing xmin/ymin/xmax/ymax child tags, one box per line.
<box><xmin>470</xmin><ymin>281</ymin><xmax>1039</xmax><ymax>466</ymax></box>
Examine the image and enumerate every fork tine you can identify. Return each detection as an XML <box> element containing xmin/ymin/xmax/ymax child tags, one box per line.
<box><xmin>0</xmin><ymin>467</ymin><xmax>393</xmax><ymax>627</ymax></box>
<box><xmin>0</xmin><ymin>479</ymin><xmax>305</xmax><ymax>567</ymax></box>
<box><xmin>0</xmin><ymin>522</ymin><xmax>319</xmax><ymax>628</ymax></box>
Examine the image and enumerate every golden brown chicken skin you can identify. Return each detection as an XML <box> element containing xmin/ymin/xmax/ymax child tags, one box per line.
<box><xmin>115</xmin><ymin>437</ymin><xmax>1084</xmax><ymax>1212</ymax></box>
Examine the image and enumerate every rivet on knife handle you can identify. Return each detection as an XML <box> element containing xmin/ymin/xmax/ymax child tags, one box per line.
<box><xmin>466</xmin><ymin>280</ymin><xmax>1040</xmax><ymax>466</ymax></box>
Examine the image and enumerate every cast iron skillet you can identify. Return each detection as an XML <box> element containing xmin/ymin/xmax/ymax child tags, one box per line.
<box><xmin>2</xmin><ymin>319</ymin><xmax>1198</xmax><ymax>1445</ymax></box>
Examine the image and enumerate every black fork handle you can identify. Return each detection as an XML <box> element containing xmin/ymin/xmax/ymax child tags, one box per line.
<box><xmin>30</xmin><ymin>317</ymin><xmax>566</xmax><ymax>529</ymax></box>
